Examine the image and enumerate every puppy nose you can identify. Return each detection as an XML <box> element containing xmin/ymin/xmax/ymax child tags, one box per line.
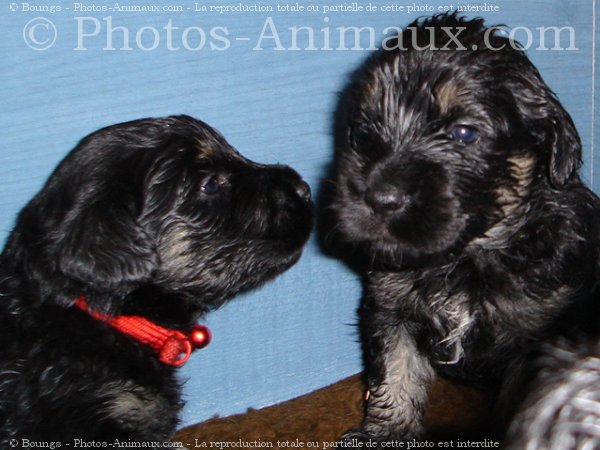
<box><xmin>365</xmin><ymin>187</ymin><xmax>405</xmax><ymax>213</ymax></box>
<box><xmin>294</xmin><ymin>180</ymin><xmax>311</xmax><ymax>202</ymax></box>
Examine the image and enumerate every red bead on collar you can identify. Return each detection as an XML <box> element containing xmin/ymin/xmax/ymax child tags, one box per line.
<box><xmin>74</xmin><ymin>296</ymin><xmax>211</xmax><ymax>367</ymax></box>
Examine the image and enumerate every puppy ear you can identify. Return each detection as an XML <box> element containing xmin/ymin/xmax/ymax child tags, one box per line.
<box><xmin>544</xmin><ymin>94</ymin><xmax>582</xmax><ymax>188</ymax></box>
<box><xmin>514</xmin><ymin>75</ymin><xmax>582</xmax><ymax>188</ymax></box>
<box><xmin>56</xmin><ymin>194</ymin><xmax>158</xmax><ymax>294</ymax></box>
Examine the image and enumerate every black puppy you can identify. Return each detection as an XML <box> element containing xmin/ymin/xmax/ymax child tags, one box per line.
<box><xmin>325</xmin><ymin>14</ymin><xmax>600</xmax><ymax>441</ymax></box>
<box><xmin>0</xmin><ymin>115</ymin><xmax>313</xmax><ymax>445</ymax></box>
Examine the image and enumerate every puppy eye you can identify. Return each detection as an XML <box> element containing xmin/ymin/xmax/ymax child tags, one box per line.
<box><xmin>200</xmin><ymin>175</ymin><xmax>221</xmax><ymax>195</ymax></box>
<box><xmin>450</xmin><ymin>125</ymin><xmax>479</xmax><ymax>144</ymax></box>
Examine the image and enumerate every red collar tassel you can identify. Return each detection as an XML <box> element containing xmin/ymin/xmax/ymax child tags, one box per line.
<box><xmin>75</xmin><ymin>296</ymin><xmax>211</xmax><ymax>367</ymax></box>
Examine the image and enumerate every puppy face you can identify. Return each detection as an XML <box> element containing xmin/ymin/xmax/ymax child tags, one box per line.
<box><xmin>329</xmin><ymin>15</ymin><xmax>581</xmax><ymax>268</ymax></box>
<box><xmin>7</xmin><ymin>115</ymin><xmax>313</xmax><ymax>312</ymax></box>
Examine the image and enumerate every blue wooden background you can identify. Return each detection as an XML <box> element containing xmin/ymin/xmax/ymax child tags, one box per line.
<box><xmin>1</xmin><ymin>0</ymin><xmax>597</xmax><ymax>427</ymax></box>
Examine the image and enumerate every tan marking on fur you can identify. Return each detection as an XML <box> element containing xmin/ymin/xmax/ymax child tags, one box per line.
<box><xmin>435</xmin><ymin>81</ymin><xmax>461</xmax><ymax>114</ymax></box>
<box><xmin>496</xmin><ymin>155</ymin><xmax>535</xmax><ymax>213</ymax></box>
<box><xmin>508</xmin><ymin>154</ymin><xmax>536</xmax><ymax>187</ymax></box>
<box><xmin>473</xmin><ymin>154</ymin><xmax>536</xmax><ymax>247</ymax></box>
<box><xmin>196</xmin><ymin>139</ymin><xmax>218</xmax><ymax>160</ymax></box>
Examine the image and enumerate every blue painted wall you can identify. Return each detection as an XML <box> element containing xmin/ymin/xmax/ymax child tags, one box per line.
<box><xmin>1</xmin><ymin>0</ymin><xmax>597</xmax><ymax>427</ymax></box>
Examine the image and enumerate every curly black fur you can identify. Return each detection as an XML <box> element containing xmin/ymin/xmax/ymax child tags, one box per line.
<box><xmin>322</xmin><ymin>13</ymin><xmax>600</xmax><ymax>441</ymax></box>
<box><xmin>0</xmin><ymin>115</ymin><xmax>313</xmax><ymax>445</ymax></box>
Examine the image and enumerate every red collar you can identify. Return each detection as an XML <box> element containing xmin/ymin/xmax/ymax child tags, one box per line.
<box><xmin>74</xmin><ymin>296</ymin><xmax>211</xmax><ymax>367</ymax></box>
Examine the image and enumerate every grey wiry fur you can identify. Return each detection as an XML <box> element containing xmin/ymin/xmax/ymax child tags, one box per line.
<box><xmin>505</xmin><ymin>339</ymin><xmax>600</xmax><ymax>450</ymax></box>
